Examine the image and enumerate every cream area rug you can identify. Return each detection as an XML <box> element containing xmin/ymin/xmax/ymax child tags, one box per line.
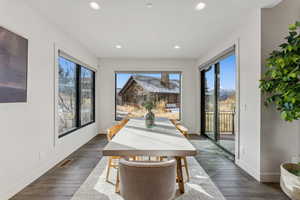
<box><xmin>71</xmin><ymin>157</ymin><xmax>226</xmax><ymax>200</ymax></box>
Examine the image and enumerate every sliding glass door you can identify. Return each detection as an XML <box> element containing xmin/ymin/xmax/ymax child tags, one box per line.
<box><xmin>201</xmin><ymin>51</ymin><xmax>236</xmax><ymax>155</ymax></box>
<box><xmin>218</xmin><ymin>54</ymin><xmax>236</xmax><ymax>154</ymax></box>
<box><xmin>202</xmin><ymin>65</ymin><xmax>216</xmax><ymax>141</ymax></box>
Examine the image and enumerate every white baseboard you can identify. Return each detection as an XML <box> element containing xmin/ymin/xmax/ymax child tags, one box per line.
<box><xmin>260</xmin><ymin>172</ymin><xmax>280</xmax><ymax>182</ymax></box>
<box><xmin>236</xmin><ymin>159</ymin><xmax>261</xmax><ymax>181</ymax></box>
<box><xmin>236</xmin><ymin>159</ymin><xmax>280</xmax><ymax>183</ymax></box>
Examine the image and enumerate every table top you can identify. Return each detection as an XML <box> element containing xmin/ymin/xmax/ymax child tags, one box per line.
<box><xmin>103</xmin><ymin>118</ymin><xmax>197</xmax><ymax>157</ymax></box>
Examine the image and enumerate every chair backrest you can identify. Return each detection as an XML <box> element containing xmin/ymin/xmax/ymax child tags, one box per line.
<box><xmin>119</xmin><ymin>159</ymin><xmax>176</xmax><ymax>200</ymax></box>
<box><xmin>119</xmin><ymin>118</ymin><xmax>129</xmax><ymax>127</ymax></box>
<box><xmin>169</xmin><ymin>119</ymin><xmax>179</xmax><ymax>125</ymax></box>
<box><xmin>176</xmin><ymin>124</ymin><xmax>189</xmax><ymax>137</ymax></box>
<box><xmin>107</xmin><ymin>125</ymin><xmax>121</xmax><ymax>141</ymax></box>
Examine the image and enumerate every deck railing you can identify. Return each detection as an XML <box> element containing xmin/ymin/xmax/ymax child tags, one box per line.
<box><xmin>205</xmin><ymin>111</ymin><xmax>235</xmax><ymax>134</ymax></box>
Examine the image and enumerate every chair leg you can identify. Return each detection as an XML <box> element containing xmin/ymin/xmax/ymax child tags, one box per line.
<box><xmin>176</xmin><ymin>157</ymin><xmax>185</xmax><ymax>194</ymax></box>
<box><xmin>106</xmin><ymin>157</ymin><xmax>112</xmax><ymax>182</ymax></box>
<box><xmin>115</xmin><ymin>168</ymin><xmax>120</xmax><ymax>193</ymax></box>
<box><xmin>183</xmin><ymin>157</ymin><xmax>190</xmax><ymax>182</ymax></box>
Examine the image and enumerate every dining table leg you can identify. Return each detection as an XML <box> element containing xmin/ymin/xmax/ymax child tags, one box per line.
<box><xmin>175</xmin><ymin>157</ymin><xmax>185</xmax><ymax>194</ymax></box>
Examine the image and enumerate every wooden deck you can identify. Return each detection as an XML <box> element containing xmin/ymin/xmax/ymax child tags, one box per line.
<box><xmin>10</xmin><ymin>135</ymin><xmax>289</xmax><ymax>200</ymax></box>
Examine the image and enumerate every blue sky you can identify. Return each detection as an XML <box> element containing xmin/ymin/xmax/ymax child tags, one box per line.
<box><xmin>206</xmin><ymin>54</ymin><xmax>236</xmax><ymax>90</ymax></box>
<box><xmin>59</xmin><ymin>57</ymin><xmax>76</xmax><ymax>78</ymax></box>
<box><xmin>116</xmin><ymin>73</ymin><xmax>180</xmax><ymax>89</ymax></box>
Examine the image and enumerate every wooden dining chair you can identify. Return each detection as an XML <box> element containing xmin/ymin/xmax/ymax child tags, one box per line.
<box><xmin>175</xmin><ymin>124</ymin><xmax>190</xmax><ymax>182</ymax></box>
<box><xmin>106</xmin><ymin>125</ymin><xmax>122</xmax><ymax>183</ymax></box>
<box><xmin>119</xmin><ymin>118</ymin><xmax>129</xmax><ymax>127</ymax></box>
<box><xmin>175</xmin><ymin>124</ymin><xmax>189</xmax><ymax>139</ymax></box>
<box><xmin>170</xmin><ymin>119</ymin><xmax>180</xmax><ymax>125</ymax></box>
<box><xmin>106</xmin><ymin>119</ymin><xmax>131</xmax><ymax>192</ymax></box>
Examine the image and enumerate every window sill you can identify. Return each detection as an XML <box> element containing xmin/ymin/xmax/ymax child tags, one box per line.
<box><xmin>58</xmin><ymin>121</ymin><xmax>95</xmax><ymax>139</ymax></box>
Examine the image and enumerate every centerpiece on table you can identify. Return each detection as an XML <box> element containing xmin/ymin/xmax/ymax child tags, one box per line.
<box><xmin>142</xmin><ymin>100</ymin><xmax>156</xmax><ymax>128</ymax></box>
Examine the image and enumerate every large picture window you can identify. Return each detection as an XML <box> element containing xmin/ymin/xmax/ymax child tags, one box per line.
<box><xmin>58</xmin><ymin>52</ymin><xmax>95</xmax><ymax>138</ymax></box>
<box><xmin>115</xmin><ymin>72</ymin><xmax>181</xmax><ymax>121</ymax></box>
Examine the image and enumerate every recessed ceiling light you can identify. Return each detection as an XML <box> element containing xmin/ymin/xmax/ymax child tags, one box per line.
<box><xmin>89</xmin><ymin>2</ymin><xmax>100</xmax><ymax>10</ymax></box>
<box><xmin>174</xmin><ymin>45</ymin><xmax>181</xmax><ymax>49</ymax></box>
<box><xmin>195</xmin><ymin>2</ymin><xmax>206</xmax><ymax>10</ymax></box>
<box><xmin>146</xmin><ymin>2</ymin><xmax>153</xmax><ymax>8</ymax></box>
<box><xmin>115</xmin><ymin>45</ymin><xmax>122</xmax><ymax>49</ymax></box>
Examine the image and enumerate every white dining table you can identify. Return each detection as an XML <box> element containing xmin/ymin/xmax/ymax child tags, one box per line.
<box><xmin>103</xmin><ymin>118</ymin><xmax>197</xmax><ymax>193</ymax></box>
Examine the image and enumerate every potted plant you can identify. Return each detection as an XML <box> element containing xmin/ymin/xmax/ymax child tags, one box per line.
<box><xmin>142</xmin><ymin>100</ymin><xmax>156</xmax><ymax>128</ymax></box>
<box><xmin>260</xmin><ymin>21</ymin><xmax>300</xmax><ymax>200</ymax></box>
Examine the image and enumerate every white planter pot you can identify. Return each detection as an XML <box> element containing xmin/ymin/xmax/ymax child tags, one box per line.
<box><xmin>281</xmin><ymin>163</ymin><xmax>300</xmax><ymax>200</ymax></box>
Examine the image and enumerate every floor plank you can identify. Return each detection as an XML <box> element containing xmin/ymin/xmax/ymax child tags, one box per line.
<box><xmin>10</xmin><ymin>135</ymin><xmax>289</xmax><ymax>200</ymax></box>
<box><xmin>189</xmin><ymin>135</ymin><xmax>289</xmax><ymax>200</ymax></box>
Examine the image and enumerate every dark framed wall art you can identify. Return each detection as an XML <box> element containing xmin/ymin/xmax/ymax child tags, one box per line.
<box><xmin>0</xmin><ymin>26</ymin><xmax>28</xmax><ymax>103</ymax></box>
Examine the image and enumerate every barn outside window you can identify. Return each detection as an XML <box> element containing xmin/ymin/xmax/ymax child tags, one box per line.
<box><xmin>115</xmin><ymin>72</ymin><xmax>181</xmax><ymax>121</ymax></box>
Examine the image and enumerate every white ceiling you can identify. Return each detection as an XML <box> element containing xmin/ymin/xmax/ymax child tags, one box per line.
<box><xmin>26</xmin><ymin>0</ymin><xmax>281</xmax><ymax>58</ymax></box>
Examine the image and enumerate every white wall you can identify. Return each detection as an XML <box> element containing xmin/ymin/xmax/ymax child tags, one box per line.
<box><xmin>0</xmin><ymin>0</ymin><xmax>99</xmax><ymax>199</ymax></box>
<box><xmin>196</xmin><ymin>9</ymin><xmax>262</xmax><ymax>181</ymax></box>
<box><xmin>260</xmin><ymin>0</ymin><xmax>300</xmax><ymax>182</ymax></box>
<box><xmin>98</xmin><ymin>58</ymin><xmax>197</xmax><ymax>133</ymax></box>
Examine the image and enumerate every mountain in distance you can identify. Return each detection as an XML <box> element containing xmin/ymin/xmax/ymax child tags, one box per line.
<box><xmin>206</xmin><ymin>88</ymin><xmax>235</xmax><ymax>101</ymax></box>
<box><xmin>219</xmin><ymin>88</ymin><xmax>235</xmax><ymax>101</ymax></box>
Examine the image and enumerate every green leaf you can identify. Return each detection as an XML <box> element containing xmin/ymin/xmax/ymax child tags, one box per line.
<box><xmin>289</xmin><ymin>73</ymin><xmax>297</xmax><ymax>78</ymax></box>
<box><xmin>281</xmin><ymin>111</ymin><xmax>288</xmax><ymax>119</ymax></box>
<box><xmin>280</xmin><ymin>43</ymin><xmax>288</xmax><ymax>48</ymax></box>
<box><xmin>290</xmin><ymin>31</ymin><xmax>298</xmax><ymax>37</ymax></box>
<box><xmin>289</xmin><ymin>24</ymin><xmax>297</xmax><ymax>31</ymax></box>
<box><xmin>287</xmin><ymin>45</ymin><xmax>293</xmax><ymax>52</ymax></box>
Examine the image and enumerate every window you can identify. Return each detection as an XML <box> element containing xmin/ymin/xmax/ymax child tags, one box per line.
<box><xmin>58</xmin><ymin>52</ymin><xmax>95</xmax><ymax>138</ymax></box>
<box><xmin>58</xmin><ymin>57</ymin><xmax>77</xmax><ymax>134</ymax></box>
<box><xmin>115</xmin><ymin>72</ymin><xmax>181</xmax><ymax>121</ymax></box>
<box><xmin>80</xmin><ymin>67</ymin><xmax>95</xmax><ymax>125</ymax></box>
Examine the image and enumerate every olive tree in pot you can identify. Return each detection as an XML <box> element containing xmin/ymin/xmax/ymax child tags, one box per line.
<box><xmin>260</xmin><ymin>21</ymin><xmax>300</xmax><ymax>200</ymax></box>
<box><xmin>142</xmin><ymin>100</ymin><xmax>156</xmax><ymax>128</ymax></box>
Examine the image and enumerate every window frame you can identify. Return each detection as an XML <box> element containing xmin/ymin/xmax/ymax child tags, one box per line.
<box><xmin>200</xmin><ymin>48</ymin><xmax>236</xmax><ymax>156</ymax></box>
<box><xmin>79</xmin><ymin>66</ymin><xmax>96</xmax><ymax>127</ymax></box>
<box><xmin>114</xmin><ymin>71</ymin><xmax>182</xmax><ymax>121</ymax></box>
<box><xmin>58</xmin><ymin>55</ymin><xmax>96</xmax><ymax>139</ymax></box>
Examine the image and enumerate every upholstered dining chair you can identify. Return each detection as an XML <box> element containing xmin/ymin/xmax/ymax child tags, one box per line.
<box><xmin>119</xmin><ymin>159</ymin><xmax>176</xmax><ymax>200</ymax></box>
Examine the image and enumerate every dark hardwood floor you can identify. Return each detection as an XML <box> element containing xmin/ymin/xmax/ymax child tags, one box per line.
<box><xmin>189</xmin><ymin>135</ymin><xmax>289</xmax><ymax>200</ymax></box>
<box><xmin>10</xmin><ymin>135</ymin><xmax>289</xmax><ymax>200</ymax></box>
